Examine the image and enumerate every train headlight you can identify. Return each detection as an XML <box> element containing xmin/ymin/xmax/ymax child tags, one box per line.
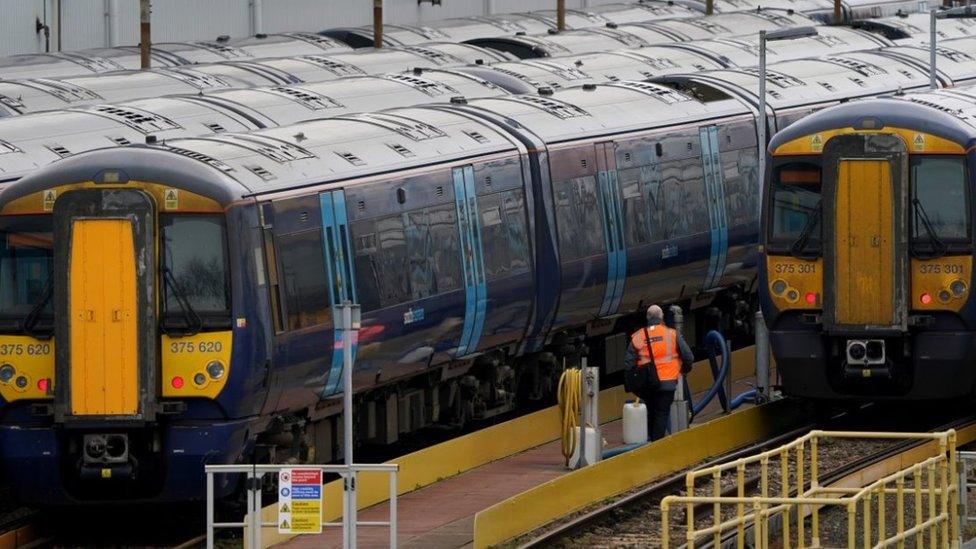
<box><xmin>0</xmin><ymin>363</ymin><xmax>14</xmax><ymax>383</ymax></box>
<box><xmin>206</xmin><ymin>360</ymin><xmax>225</xmax><ymax>380</ymax></box>
<box><xmin>939</xmin><ymin>290</ymin><xmax>952</xmax><ymax>303</ymax></box>
<box><xmin>193</xmin><ymin>373</ymin><xmax>207</xmax><ymax>387</ymax></box>
<box><xmin>786</xmin><ymin>289</ymin><xmax>799</xmax><ymax>303</ymax></box>
<box><xmin>14</xmin><ymin>376</ymin><xmax>28</xmax><ymax>389</ymax></box>
<box><xmin>951</xmin><ymin>280</ymin><xmax>967</xmax><ymax>298</ymax></box>
<box><xmin>771</xmin><ymin>279</ymin><xmax>788</xmax><ymax>296</ymax></box>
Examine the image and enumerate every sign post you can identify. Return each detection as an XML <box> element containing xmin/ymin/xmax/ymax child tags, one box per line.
<box><xmin>341</xmin><ymin>301</ymin><xmax>361</xmax><ymax>549</ymax></box>
<box><xmin>278</xmin><ymin>468</ymin><xmax>323</xmax><ymax>535</ymax></box>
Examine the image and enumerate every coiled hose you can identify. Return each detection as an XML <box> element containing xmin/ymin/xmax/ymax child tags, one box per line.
<box><xmin>557</xmin><ymin>368</ymin><xmax>582</xmax><ymax>467</ymax></box>
<box><xmin>685</xmin><ymin>330</ymin><xmax>731</xmax><ymax>419</ymax></box>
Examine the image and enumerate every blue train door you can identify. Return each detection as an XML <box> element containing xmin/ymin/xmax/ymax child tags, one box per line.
<box><xmin>595</xmin><ymin>142</ymin><xmax>626</xmax><ymax>317</ymax></box>
<box><xmin>700</xmin><ymin>125</ymin><xmax>729</xmax><ymax>290</ymax></box>
<box><xmin>319</xmin><ymin>189</ymin><xmax>358</xmax><ymax>397</ymax></box>
<box><xmin>452</xmin><ymin>166</ymin><xmax>488</xmax><ymax>357</ymax></box>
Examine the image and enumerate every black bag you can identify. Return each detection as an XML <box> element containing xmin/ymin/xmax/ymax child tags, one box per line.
<box><xmin>624</xmin><ymin>328</ymin><xmax>662</xmax><ymax>394</ymax></box>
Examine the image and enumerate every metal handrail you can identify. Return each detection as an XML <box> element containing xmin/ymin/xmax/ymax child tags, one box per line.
<box><xmin>205</xmin><ymin>462</ymin><xmax>399</xmax><ymax>549</ymax></box>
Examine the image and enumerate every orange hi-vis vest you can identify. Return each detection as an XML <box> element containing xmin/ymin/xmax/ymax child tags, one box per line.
<box><xmin>630</xmin><ymin>324</ymin><xmax>681</xmax><ymax>382</ymax></box>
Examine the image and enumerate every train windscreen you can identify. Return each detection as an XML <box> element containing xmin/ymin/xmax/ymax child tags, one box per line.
<box><xmin>910</xmin><ymin>156</ymin><xmax>970</xmax><ymax>255</ymax></box>
<box><xmin>160</xmin><ymin>214</ymin><xmax>231</xmax><ymax>333</ymax></box>
<box><xmin>0</xmin><ymin>216</ymin><xmax>53</xmax><ymax>334</ymax></box>
<box><xmin>767</xmin><ymin>157</ymin><xmax>822</xmax><ymax>256</ymax></box>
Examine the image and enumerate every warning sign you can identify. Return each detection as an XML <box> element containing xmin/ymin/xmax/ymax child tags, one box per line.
<box><xmin>810</xmin><ymin>134</ymin><xmax>823</xmax><ymax>152</ymax></box>
<box><xmin>164</xmin><ymin>188</ymin><xmax>179</xmax><ymax>210</ymax></box>
<box><xmin>278</xmin><ymin>468</ymin><xmax>322</xmax><ymax>535</ymax></box>
<box><xmin>913</xmin><ymin>133</ymin><xmax>925</xmax><ymax>151</ymax></box>
<box><xmin>43</xmin><ymin>190</ymin><xmax>57</xmax><ymax>211</ymax></box>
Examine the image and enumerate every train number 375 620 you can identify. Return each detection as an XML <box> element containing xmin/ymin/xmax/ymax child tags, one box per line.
<box><xmin>0</xmin><ymin>343</ymin><xmax>51</xmax><ymax>356</ymax></box>
<box><xmin>169</xmin><ymin>341</ymin><xmax>223</xmax><ymax>354</ymax></box>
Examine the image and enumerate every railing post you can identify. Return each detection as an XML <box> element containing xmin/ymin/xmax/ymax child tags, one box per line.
<box><xmin>254</xmin><ymin>471</ymin><xmax>263</xmax><ymax>549</ymax></box>
<box><xmin>755</xmin><ymin>310</ymin><xmax>771</xmax><ymax>403</ymax></box>
<box><xmin>206</xmin><ymin>470</ymin><xmax>215</xmax><ymax>549</ymax></box>
<box><xmin>662</xmin><ymin>499</ymin><xmax>671</xmax><ymax>548</ymax></box>
<box><xmin>914</xmin><ymin>468</ymin><xmax>924</xmax><ymax>549</ymax></box>
<box><xmin>896</xmin><ymin>477</ymin><xmax>906</xmax><ymax>549</ymax></box>
<box><xmin>811</xmin><ymin>436</ymin><xmax>820</xmax><ymax>546</ymax></box>
<box><xmin>847</xmin><ymin>503</ymin><xmax>856</xmax><ymax>549</ymax></box>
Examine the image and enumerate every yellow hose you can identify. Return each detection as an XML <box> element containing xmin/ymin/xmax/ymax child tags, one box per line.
<box><xmin>557</xmin><ymin>368</ymin><xmax>582</xmax><ymax>467</ymax></box>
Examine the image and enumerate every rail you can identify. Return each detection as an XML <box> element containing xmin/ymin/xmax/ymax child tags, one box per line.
<box><xmin>204</xmin><ymin>463</ymin><xmax>398</xmax><ymax>549</ymax></box>
<box><xmin>662</xmin><ymin>430</ymin><xmax>959</xmax><ymax>548</ymax></box>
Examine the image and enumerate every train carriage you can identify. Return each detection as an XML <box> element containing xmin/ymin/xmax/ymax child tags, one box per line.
<box><xmin>759</xmin><ymin>89</ymin><xmax>976</xmax><ymax>399</ymax></box>
<box><xmin>855</xmin><ymin>11</ymin><xmax>976</xmax><ymax>43</ymax></box>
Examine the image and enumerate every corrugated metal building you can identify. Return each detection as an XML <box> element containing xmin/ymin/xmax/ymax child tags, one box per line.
<box><xmin>0</xmin><ymin>0</ymin><xmax>624</xmax><ymax>56</ymax></box>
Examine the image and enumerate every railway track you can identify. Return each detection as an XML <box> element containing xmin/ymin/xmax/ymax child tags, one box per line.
<box><xmin>519</xmin><ymin>408</ymin><xmax>976</xmax><ymax>548</ymax></box>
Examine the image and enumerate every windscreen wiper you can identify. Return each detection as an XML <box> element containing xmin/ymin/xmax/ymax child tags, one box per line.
<box><xmin>22</xmin><ymin>273</ymin><xmax>53</xmax><ymax>339</ymax></box>
<box><xmin>161</xmin><ymin>266</ymin><xmax>203</xmax><ymax>336</ymax></box>
<box><xmin>911</xmin><ymin>198</ymin><xmax>948</xmax><ymax>259</ymax></box>
<box><xmin>789</xmin><ymin>202</ymin><xmax>822</xmax><ymax>259</ymax></box>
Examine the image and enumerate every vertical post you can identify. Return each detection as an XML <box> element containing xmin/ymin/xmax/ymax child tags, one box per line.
<box><xmin>105</xmin><ymin>0</ymin><xmax>120</xmax><ymax>47</ymax></box>
<box><xmin>341</xmin><ymin>302</ymin><xmax>360</xmax><ymax>549</ymax></box>
<box><xmin>139</xmin><ymin>0</ymin><xmax>151</xmax><ymax>70</ymax></box>
<box><xmin>755</xmin><ymin>311</ymin><xmax>771</xmax><ymax>403</ymax></box>
<box><xmin>206</xmin><ymin>471</ymin><xmax>215</xmax><ymax>549</ymax></box>
<box><xmin>557</xmin><ymin>0</ymin><xmax>566</xmax><ymax>31</ymax></box>
<box><xmin>374</xmin><ymin>0</ymin><xmax>383</xmax><ymax>48</ymax></box>
<box><xmin>930</xmin><ymin>10</ymin><xmax>939</xmax><ymax>89</ymax></box>
<box><xmin>247</xmin><ymin>468</ymin><xmax>258</xmax><ymax>549</ymax></box>
<box><xmin>668</xmin><ymin>305</ymin><xmax>689</xmax><ymax>433</ymax></box>
<box><xmin>706</xmin><ymin>0</ymin><xmax>714</xmax><ymax>15</ymax></box>
<box><xmin>390</xmin><ymin>470</ymin><xmax>398</xmax><ymax>549</ymax></box>
<box><xmin>254</xmin><ymin>472</ymin><xmax>263</xmax><ymax>549</ymax></box>
<box><xmin>758</xmin><ymin>30</ymin><xmax>768</xmax><ymax>221</ymax></box>
<box><xmin>834</xmin><ymin>0</ymin><xmax>842</xmax><ymax>24</ymax></box>
<box><xmin>250</xmin><ymin>0</ymin><xmax>263</xmax><ymax>35</ymax></box>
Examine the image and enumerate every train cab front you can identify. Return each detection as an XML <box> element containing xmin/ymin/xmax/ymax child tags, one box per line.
<box><xmin>760</xmin><ymin>121</ymin><xmax>976</xmax><ymax>400</ymax></box>
<box><xmin>0</xmin><ymin>167</ymin><xmax>249</xmax><ymax>503</ymax></box>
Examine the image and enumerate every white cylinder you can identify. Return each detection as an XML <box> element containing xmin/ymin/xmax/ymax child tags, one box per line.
<box><xmin>622</xmin><ymin>401</ymin><xmax>649</xmax><ymax>444</ymax></box>
<box><xmin>570</xmin><ymin>427</ymin><xmax>600</xmax><ymax>468</ymax></box>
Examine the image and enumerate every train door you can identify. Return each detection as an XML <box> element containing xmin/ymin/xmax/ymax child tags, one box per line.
<box><xmin>54</xmin><ymin>189</ymin><xmax>156</xmax><ymax>421</ymax></box>
<box><xmin>595</xmin><ymin>141</ymin><xmax>626</xmax><ymax>317</ymax></box>
<box><xmin>822</xmin><ymin>134</ymin><xmax>909</xmax><ymax>330</ymax></box>
<box><xmin>319</xmin><ymin>190</ymin><xmax>358</xmax><ymax>397</ymax></box>
<box><xmin>452</xmin><ymin>166</ymin><xmax>487</xmax><ymax>357</ymax></box>
<box><xmin>699</xmin><ymin>125</ymin><xmax>729</xmax><ymax>291</ymax></box>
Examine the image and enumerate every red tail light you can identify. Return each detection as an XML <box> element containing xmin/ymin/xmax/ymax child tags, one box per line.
<box><xmin>805</xmin><ymin>292</ymin><xmax>817</xmax><ymax>305</ymax></box>
<box><xmin>920</xmin><ymin>293</ymin><xmax>932</xmax><ymax>305</ymax></box>
<box><xmin>37</xmin><ymin>378</ymin><xmax>49</xmax><ymax>393</ymax></box>
<box><xmin>171</xmin><ymin>376</ymin><xmax>184</xmax><ymax>389</ymax></box>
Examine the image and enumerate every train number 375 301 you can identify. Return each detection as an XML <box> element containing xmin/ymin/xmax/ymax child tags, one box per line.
<box><xmin>919</xmin><ymin>264</ymin><xmax>965</xmax><ymax>274</ymax></box>
<box><xmin>169</xmin><ymin>341</ymin><xmax>223</xmax><ymax>354</ymax></box>
<box><xmin>775</xmin><ymin>263</ymin><xmax>817</xmax><ymax>274</ymax></box>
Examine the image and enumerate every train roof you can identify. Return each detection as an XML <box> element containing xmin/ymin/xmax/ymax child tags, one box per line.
<box><xmin>466</xmin><ymin>27</ymin><xmax>670</xmax><ymax>59</ymax></box>
<box><xmin>463</xmin><ymin>80</ymin><xmax>749</xmax><ymax>143</ymax></box>
<box><xmin>654</xmin><ymin>50</ymin><xmax>932</xmax><ymax>112</ymax></box>
<box><xmin>576</xmin><ymin>1</ymin><xmax>702</xmax><ymax>23</ymax></box>
<box><xmin>767</xmin><ymin>91</ymin><xmax>976</xmax><ymax>150</ymax></box>
<box><xmin>0</xmin><ymin>71</ymin><xmax>513</xmax><ymax>184</ymax></box>
<box><xmin>1</xmin><ymin>107</ymin><xmax>524</xmax><ymax>206</ymax></box>
<box><xmin>841</xmin><ymin>0</ymin><xmax>938</xmax><ymax>22</ymax></box>
<box><xmin>875</xmin><ymin>38</ymin><xmax>976</xmax><ymax>86</ymax></box>
<box><xmin>320</xmin><ymin>13</ymin><xmax>558</xmax><ymax>48</ymax></box>
<box><xmin>632</xmin><ymin>9</ymin><xmax>819</xmax><ymax>41</ymax></box>
<box><xmin>854</xmin><ymin>12</ymin><xmax>976</xmax><ymax>42</ymax></box>
<box><xmin>668</xmin><ymin>26</ymin><xmax>893</xmax><ymax>68</ymax></box>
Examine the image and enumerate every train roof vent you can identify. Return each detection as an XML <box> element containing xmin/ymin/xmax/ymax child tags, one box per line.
<box><xmin>627</xmin><ymin>54</ymin><xmax>679</xmax><ymax>71</ymax></box>
<box><xmin>299</xmin><ymin>56</ymin><xmax>365</xmax><ymax>76</ymax></box>
<box><xmin>205</xmin><ymin>122</ymin><xmax>226</xmax><ymax>133</ymax></box>
<box><xmin>26</xmin><ymin>78</ymin><xmax>102</xmax><ymax>102</ymax></box>
<box><xmin>192</xmin><ymin>41</ymin><xmax>250</xmax><ymax>59</ymax></box>
<box><xmin>609</xmin><ymin>81</ymin><xmax>691</xmax><ymax>104</ymax></box>
<box><xmin>824</xmin><ymin>56</ymin><xmax>887</xmax><ymax>77</ymax></box>
<box><xmin>818</xmin><ymin>81</ymin><xmax>835</xmax><ymax>91</ymax></box>
<box><xmin>165</xmin><ymin>146</ymin><xmax>235</xmax><ymax>173</ymax></box>
<box><xmin>46</xmin><ymin>144</ymin><xmax>71</xmax><ymax>158</ymax></box>
<box><xmin>88</xmin><ymin>105</ymin><xmax>182</xmax><ymax>134</ymax></box>
<box><xmin>212</xmin><ymin>134</ymin><xmax>315</xmax><ymax>163</ymax></box>
<box><xmin>742</xmin><ymin>67</ymin><xmax>805</xmax><ymax>88</ymax></box>
<box><xmin>471</xmin><ymin>16</ymin><xmax>524</xmax><ymax>33</ymax></box>
<box><xmin>387</xmin><ymin>143</ymin><xmax>415</xmax><ymax>158</ymax></box>
<box><xmin>0</xmin><ymin>139</ymin><xmax>22</xmax><ymax>155</ymax></box>
<box><xmin>684</xmin><ymin>19</ymin><xmax>730</xmax><ymax>34</ymax></box>
<box><xmin>527</xmin><ymin>61</ymin><xmax>589</xmax><ymax>81</ymax></box>
<box><xmin>60</xmin><ymin>53</ymin><xmax>124</xmax><ymax>72</ymax></box>
<box><xmin>813</xmin><ymin>34</ymin><xmax>847</xmax><ymax>47</ymax></box>
<box><xmin>510</xmin><ymin>95</ymin><xmax>590</xmax><ymax>119</ymax></box>
<box><xmin>906</xmin><ymin>97</ymin><xmax>962</xmax><ymax>116</ymax></box>
<box><xmin>385</xmin><ymin>74</ymin><xmax>460</xmax><ymax>97</ymax></box>
<box><xmin>464</xmin><ymin>130</ymin><xmax>490</xmax><ymax>144</ymax></box>
<box><xmin>752</xmin><ymin>11</ymin><xmax>795</xmax><ymax>25</ymax></box>
<box><xmin>341</xmin><ymin>113</ymin><xmax>448</xmax><ymax>141</ymax></box>
<box><xmin>485</xmin><ymin>66</ymin><xmax>541</xmax><ymax>87</ymax></box>
<box><xmin>415</xmin><ymin>26</ymin><xmax>450</xmax><ymax>40</ymax></box>
<box><xmin>596</xmin><ymin>28</ymin><xmax>647</xmax><ymax>48</ymax></box>
<box><xmin>0</xmin><ymin>94</ymin><xmax>24</xmax><ymax>111</ymax></box>
<box><xmin>401</xmin><ymin>46</ymin><xmax>462</xmax><ymax>66</ymax></box>
<box><xmin>111</xmin><ymin>136</ymin><xmax>132</xmax><ymax>146</ymax></box>
<box><xmin>164</xmin><ymin>68</ymin><xmax>233</xmax><ymax>89</ymax></box>
<box><xmin>284</xmin><ymin>32</ymin><xmax>345</xmax><ymax>49</ymax></box>
<box><xmin>336</xmin><ymin>151</ymin><xmax>366</xmax><ymax>166</ymax></box>
<box><xmin>266</xmin><ymin>86</ymin><xmax>344</xmax><ymax>110</ymax></box>
<box><xmin>936</xmin><ymin>46</ymin><xmax>975</xmax><ymax>63</ymax></box>
<box><xmin>246</xmin><ymin>165</ymin><xmax>276</xmax><ymax>181</ymax></box>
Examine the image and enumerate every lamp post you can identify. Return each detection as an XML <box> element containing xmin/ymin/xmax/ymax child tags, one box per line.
<box><xmin>930</xmin><ymin>6</ymin><xmax>976</xmax><ymax>90</ymax></box>
<box><xmin>758</xmin><ymin>27</ymin><xmax>819</xmax><ymax>217</ymax></box>
<box><xmin>341</xmin><ymin>301</ymin><xmax>361</xmax><ymax>548</ymax></box>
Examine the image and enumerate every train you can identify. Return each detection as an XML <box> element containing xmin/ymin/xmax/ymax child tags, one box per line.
<box><xmin>759</xmin><ymin>86</ymin><xmax>976</xmax><ymax>400</ymax></box>
<box><xmin>0</xmin><ymin>21</ymin><xmax>972</xmax><ymax>501</ymax></box>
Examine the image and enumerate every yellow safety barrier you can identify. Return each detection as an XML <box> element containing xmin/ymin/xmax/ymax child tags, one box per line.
<box><xmin>662</xmin><ymin>430</ymin><xmax>960</xmax><ymax>549</ymax></box>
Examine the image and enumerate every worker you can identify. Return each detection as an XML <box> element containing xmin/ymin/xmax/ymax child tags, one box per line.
<box><xmin>624</xmin><ymin>304</ymin><xmax>694</xmax><ymax>441</ymax></box>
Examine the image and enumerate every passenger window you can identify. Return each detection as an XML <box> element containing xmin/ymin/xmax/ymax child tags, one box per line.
<box><xmin>428</xmin><ymin>204</ymin><xmax>462</xmax><ymax>292</ymax></box>
<box><xmin>405</xmin><ymin>210</ymin><xmax>436</xmax><ymax>300</ymax></box>
<box><xmin>276</xmin><ymin>229</ymin><xmax>331</xmax><ymax>331</ymax></box>
<box><xmin>481</xmin><ymin>190</ymin><xmax>529</xmax><ymax>277</ymax></box>
<box><xmin>619</xmin><ymin>166</ymin><xmax>663</xmax><ymax>246</ymax></box>
<box><xmin>351</xmin><ymin>220</ymin><xmax>381</xmax><ymax>313</ymax></box>
<box><xmin>554</xmin><ymin>176</ymin><xmax>604</xmax><ymax>261</ymax></box>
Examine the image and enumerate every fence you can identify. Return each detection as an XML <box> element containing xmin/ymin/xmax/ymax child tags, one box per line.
<box><xmin>205</xmin><ymin>463</ymin><xmax>398</xmax><ymax>549</ymax></box>
<box><xmin>661</xmin><ymin>430</ymin><xmax>958</xmax><ymax>548</ymax></box>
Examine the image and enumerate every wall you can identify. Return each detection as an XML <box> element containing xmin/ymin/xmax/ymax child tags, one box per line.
<box><xmin>0</xmin><ymin>0</ymin><xmax>629</xmax><ymax>56</ymax></box>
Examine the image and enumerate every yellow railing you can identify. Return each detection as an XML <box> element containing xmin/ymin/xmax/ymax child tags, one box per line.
<box><xmin>661</xmin><ymin>430</ymin><xmax>959</xmax><ymax>549</ymax></box>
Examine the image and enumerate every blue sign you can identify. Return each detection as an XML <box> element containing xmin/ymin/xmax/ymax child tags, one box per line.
<box><xmin>292</xmin><ymin>485</ymin><xmax>321</xmax><ymax>499</ymax></box>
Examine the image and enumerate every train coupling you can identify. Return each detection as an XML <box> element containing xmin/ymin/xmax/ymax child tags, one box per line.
<box><xmin>843</xmin><ymin>339</ymin><xmax>892</xmax><ymax>379</ymax></box>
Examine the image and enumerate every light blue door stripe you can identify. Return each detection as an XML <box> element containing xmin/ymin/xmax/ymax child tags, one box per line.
<box><xmin>709</xmin><ymin>127</ymin><xmax>729</xmax><ymax>286</ymax></box>
<box><xmin>463</xmin><ymin>166</ymin><xmax>487</xmax><ymax>354</ymax></box>
<box><xmin>597</xmin><ymin>149</ymin><xmax>627</xmax><ymax>318</ymax></box>
<box><xmin>321</xmin><ymin>190</ymin><xmax>359</xmax><ymax>397</ymax></box>
<box><xmin>700</xmin><ymin>126</ymin><xmax>729</xmax><ymax>290</ymax></box>
<box><xmin>608</xmin><ymin>168</ymin><xmax>627</xmax><ymax>314</ymax></box>
<box><xmin>597</xmin><ymin>170</ymin><xmax>616</xmax><ymax>318</ymax></box>
<box><xmin>452</xmin><ymin>167</ymin><xmax>477</xmax><ymax>357</ymax></box>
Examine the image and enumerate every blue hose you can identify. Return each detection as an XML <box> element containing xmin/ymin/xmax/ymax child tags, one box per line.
<box><xmin>730</xmin><ymin>388</ymin><xmax>757</xmax><ymax>410</ymax></box>
<box><xmin>685</xmin><ymin>330</ymin><xmax>732</xmax><ymax>418</ymax></box>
